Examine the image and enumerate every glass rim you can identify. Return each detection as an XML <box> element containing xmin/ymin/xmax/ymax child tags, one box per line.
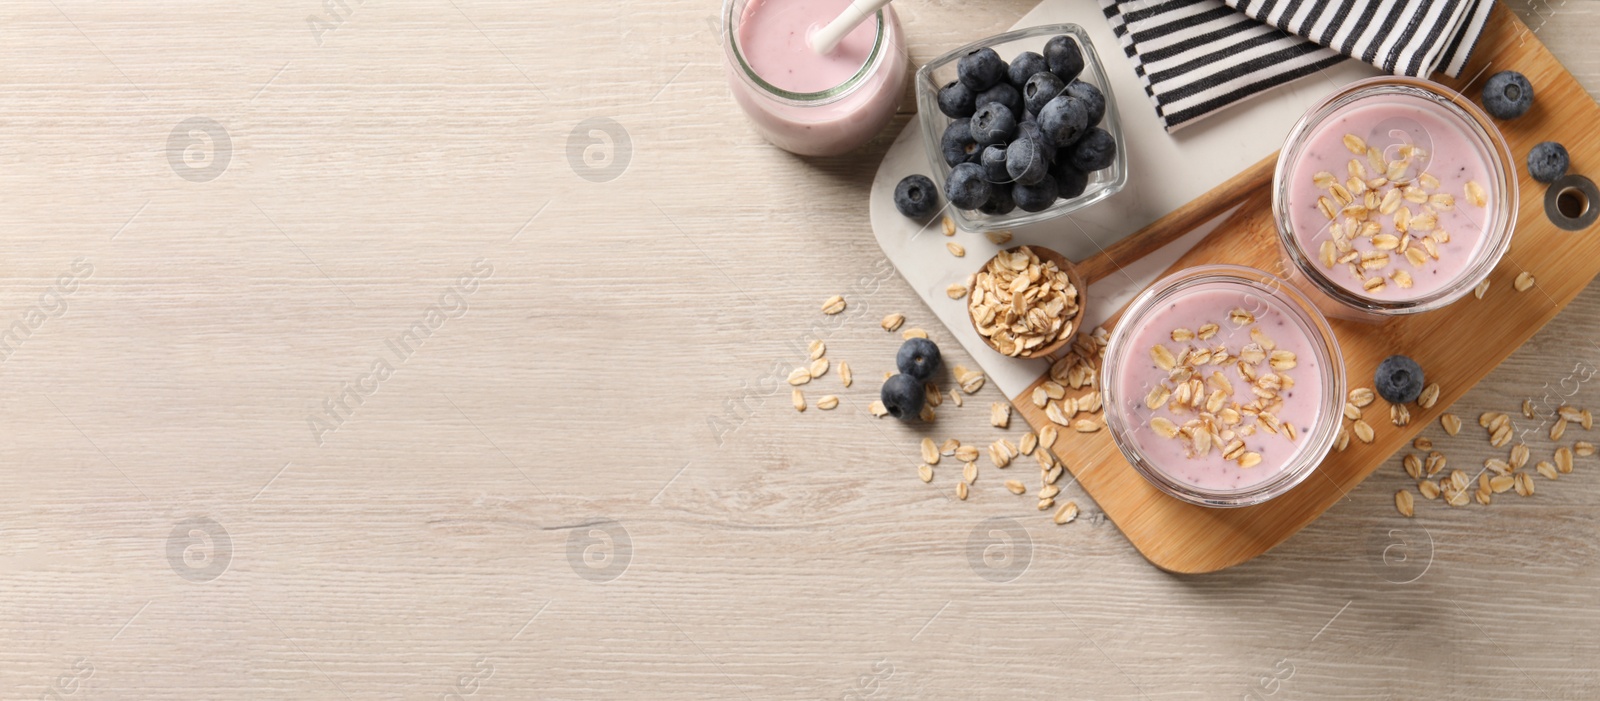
<box><xmin>721</xmin><ymin>0</ymin><xmax>887</xmax><ymax>105</ymax></box>
<box><xmin>1272</xmin><ymin>76</ymin><xmax>1519</xmax><ymax>315</ymax></box>
<box><xmin>1100</xmin><ymin>264</ymin><xmax>1347</xmax><ymax>508</ymax></box>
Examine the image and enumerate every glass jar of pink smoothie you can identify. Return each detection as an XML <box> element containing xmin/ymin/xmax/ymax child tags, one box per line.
<box><xmin>722</xmin><ymin>0</ymin><xmax>908</xmax><ymax>157</ymax></box>
<box><xmin>1274</xmin><ymin>77</ymin><xmax>1517</xmax><ymax>318</ymax></box>
<box><xmin>1102</xmin><ymin>265</ymin><xmax>1345</xmax><ymax>507</ymax></box>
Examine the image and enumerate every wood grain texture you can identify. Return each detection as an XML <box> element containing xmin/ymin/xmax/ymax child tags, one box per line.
<box><xmin>0</xmin><ymin>1</ymin><xmax>1596</xmax><ymax>699</ymax></box>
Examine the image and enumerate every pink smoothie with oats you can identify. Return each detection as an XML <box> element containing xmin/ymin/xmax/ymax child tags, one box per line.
<box><xmin>1286</xmin><ymin>94</ymin><xmax>1497</xmax><ymax>301</ymax></box>
<box><xmin>1113</xmin><ymin>283</ymin><xmax>1327</xmax><ymax>492</ymax></box>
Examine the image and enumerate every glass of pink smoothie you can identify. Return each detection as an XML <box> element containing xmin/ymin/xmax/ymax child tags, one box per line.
<box><xmin>1102</xmin><ymin>265</ymin><xmax>1345</xmax><ymax>507</ymax></box>
<box><xmin>1274</xmin><ymin>77</ymin><xmax>1517</xmax><ymax>318</ymax></box>
<box><xmin>722</xmin><ymin>0</ymin><xmax>908</xmax><ymax>157</ymax></box>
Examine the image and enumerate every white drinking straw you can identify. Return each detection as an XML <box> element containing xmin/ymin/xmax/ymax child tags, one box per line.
<box><xmin>808</xmin><ymin>0</ymin><xmax>892</xmax><ymax>55</ymax></box>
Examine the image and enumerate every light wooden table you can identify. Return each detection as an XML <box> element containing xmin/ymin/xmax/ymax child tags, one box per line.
<box><xmin>1</xmin><ymin>0</ymin><xmax>1596</xmax><ymax>698</ymax></box>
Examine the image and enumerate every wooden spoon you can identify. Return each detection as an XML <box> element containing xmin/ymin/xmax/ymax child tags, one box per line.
<box><xmin>967</xmin><ymin>245</ymin><xmax>1087</xmax><ymax>359</ymax></box>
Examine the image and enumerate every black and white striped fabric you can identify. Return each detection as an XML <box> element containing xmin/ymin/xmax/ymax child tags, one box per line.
<box><xmin>1101</xmin><ymin>0</ymin><xmax>1495</xmax><ymax>131</ymax></box>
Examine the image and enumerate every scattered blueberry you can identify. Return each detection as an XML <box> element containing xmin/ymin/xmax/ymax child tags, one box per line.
<box><xmin>957</xmin><ymin>47</ymin><xmax>1007</xmax><ymax>91</ymax></box>
<box><xmin>941</xmin><ymin>119</ymin><xmax>980</xmax><ymax>167</ymax></box>
<box><xmin>1006</xmin><ymin>137</ymin><xmax>1050</xmax><ymax>186</ymax></box>
<box><xmin>1039</xmin><ymin>95</ymin><xmax>1089</xmax><ymax>148</ymax></box>
<box><xmin>1482</xmin><ymin>71</ymin><xmax>1533</xmax><ymax>120</ymax></box>
<box><xmin>980</xmin><ymin>145</ymin><xmax>1011</xmax><ymax>183</ymax></box>
<box><xmin>1052</xmin><ymin>160</ymin><xmax>1088</xmax><ymax>199</ymax></box>
<box><xmin>1013</xmin><ymin>175</ymin><xmax>1059</xmax><ymax>212</ymax></box>
<box><xmin>937</xmin><ymin>80</ymin><xmax>977</xmax><ymax>119</ymax></box>
<box><xmin>880</xmin><ymin>373</ymin><xmax>924</xmax><ymax>420</ymax></box>
<box><xmin>980</xmin><ymin>184</ymin><xmax>1016</xmax><ymax>215</ymax></box>
<box><xmin>1023</xmin><ymin>72</ymin><xmax>1067</xmax><ymax>116</ymax></box>
<box><xmin>1528</xmin><ymin>141</ymin><xmax>1569</xmax><ymax>183</ymax></box>
<box><xmin>1016</xmin><ymin>121</ymin><xmax>1055</xmax><ymax>155</ymax></box>
<box><xmin>945</xmin><ymin>162</ymin><xmax>993</xmax><ymax>210</ymax></box>
<box><xmin>1064</xmin><ymin>80</ymin><xmax>1106</xmax><ymax>127</ymax></box>
<box><xmin>897</xmin><ymin>337</ymin><xmax>943</xmax><ymax>381</ymax></box>
<box><xmin>976</xmin><ymin>83</ymin><xmax>1024</xmax><ymax>118</ymax></box>
<box><xmin>1044</xmin><ymin>35</ymin><xmax>1085</xmax><ymax>83</ymax></box>
<box><xmin>1374</xmin><ymin>355</ymin><xmax>1425</xmax><ymax>404</ymax></box>
<box><xmin>1068</xmin><ymin>127</ymin><xmax>1116</xmax><ymax>172</ymax></box>
<box><xmin>892</xmin><ymin>174</ymin><xmax>940</xmax><ymax>220</ymax></box>
<box><xmin>1008</xmin><ymin>51</ymin><xmax>1048</xmax><ymax>87</ymax></box>
<box><xmin>971</xmin><ymin>103</ymin><xmax>1019</xmax><ymax>146</ymax></box>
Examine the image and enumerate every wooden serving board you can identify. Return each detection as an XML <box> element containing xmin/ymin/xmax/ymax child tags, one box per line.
<box><xmin>1023</xmin><ymin>4</ymin><xmax>1600</xmax><ymax>573</ymax></box>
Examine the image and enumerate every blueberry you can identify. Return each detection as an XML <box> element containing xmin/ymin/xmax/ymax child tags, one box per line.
<box><xmin>1482</xmin><ymin>71</ymin><xmax>1533</xmax><ymax>120</ymax></box>
<box><xmin>937</xmin><ymin>80</ymin><xmax>977</xmax><ymax>119</ymax></box>
<box><xmin>1052</xmin><ymin>160</ymin><xmax>1088</xmax><ymax>199</ymax></box>
<box><xmin>897</xmin><ymin>337</ymin><xmax>943</xmax><ymax>381</ymax></box>
<box><xmin>1016</xmin><ymin>122</ymin><xmax>1055</xmax><ymax>156</ymax></box>
<box><xmin>1064</xmin><ymin>80</ymin><xmax>1106</xmax><ymax>126</ymax></box>
<box><xmin>880</xmin><ymin>373</ymin><xmax>924</xmax><ymax>420</ymax></box>
<box><xmin>941</xmin><ymin>119</ymin><xmax>980</xmax><ymax>167</ymax></box>
<box><xmin>944</xmin><ymin>162</ymin><xmax>992</xmax><ymax>210</ymax></box>
<box><xmin>1014</xmin><ymin>175</ymin><xmax>1059</xmax><ymax>212</ymax></box>
<box><xmin>1068</xmin><ymin>127</ymin><xmax>1116</xmax><ymax>172</ymax></box>
<box><xmin>980</xmin><ymin>144</ymin><xmax>1010</xmax><ymax>183</ymax></box>
<box><xmin>1006</xmin><ymin>137</ymin><xmax>1050</xmax><ymax>186</ymax></box>
<box><xmin>1374</xmin><ymin>355</ymin><xmax>1425</xmax><ymax>404</ymax></box>
<box><xmin>1044</xmin><ymin>35</ymin><xmax>1085</xmax><ymax>82</ymax></box>
<box><xmin>893</xmin><ymin>174</ymin><xmax>940</xmax><ymax>220</ymax></box>
<box><xmin>975</xmin><ymin>83</ymin><xmax>1024</xmax><ymax>119</ymax></box>
<box><xmin>970</xmin><ymin>103</ymin><xmax>1018</xmax><ymax>146</ymax></box>
<box><xmin>1023</xmin><ymin>72</ymin><xmax>1067</xmax><ymax>116</ymax></box>
<box><xmin>979</xmin><ymin>184</ymin><xmax>1016</xmax><ymax>215</ymax></box>
<box><xmin>1528</xmin><ymin>141</ymin><xmax>1569</xmax><ymax>183</ymax></box>
<box><xmin>1039</xmin><ymin>95</ymin><xmax>1089</xmax><ymax>147</ymax></box>
<box><xmin>1009</xmin><ymin>51</ymin><xmax>1048</xmax><ymax>86</ymax></box>
<box><xmin>957</xmin><ymin>47</ymin><xmax>1007</xmax><ymax>91</ymax></box>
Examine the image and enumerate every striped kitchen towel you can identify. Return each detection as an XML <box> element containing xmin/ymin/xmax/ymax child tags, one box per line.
<box><xmin>1101</xmin><ymin>0</ymin><xmax>1495</xmax><ymax>130</ymax></box>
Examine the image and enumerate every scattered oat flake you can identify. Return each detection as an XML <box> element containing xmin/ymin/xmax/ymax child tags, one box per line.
<box><xmin>985</xmin><ymin>231</ymin><xmax>1013</xmax><ymax>244</ymax></box>
<box><xmin>1417</xmin><ymin>383</ymin><xmax>1440</xmax><ymax>409</ymax></box>
<box><xmin>903</xmin><ymin>328</ymin><xmax>928</xmax><ymax>340</ymax></box>
<box><xmin>1005</xmin><ymin>480</ymin><xmax>1027</xmax><ymax>495</ymax></box>
<box><xmin>955</xmin><ymin>445</ymin><xmax>979</xmax><ymax>462</ymax></box>
<box><xmin>921</xmin><ymin>438</ymin><xmax>940</xmax><ymax>465</ymax></box>
<box><xmin>947</xmin><ymin>242</ymin><xmax>966</xmax><ymax>257</ymax></box>
<box><xmin>1576</xmin><ymin>441</ymin><xmax>1596</xmax><ymax>457</ymax></box>
<box><xmin>1039</xmin><ymin>425</ymin><xmax>1058</xmax><ymax>450</ymax></box>
<box><xmin>809</xmin><ymin>358</ymin><xmax>829</xmax><ymax>378</ymax></box>
<box><xmin>956</xmin><ymin>481</ymin><xmax>969</xmax><ymax>500</ymax></box>
<box><xmin>1073</xmin><ymin>419</ymin><xmax>1100</xmax><ymax>433</ymax></box>
<box><xmin>787</xmin><ymin>367</ymin><xmax>812</xmax><ymax>385</ymax></box>
<box><xmin>942</xmin><ymin>216</ymin><xmax>956</xmax><ymax>236</ymax></box>
<box><xmin>1053</xmin><ymin>501</ymin><xmax>1079</xmax><ymax>525</ymax></box>
<box><xmin>1473</xmin><ymin>279</ymin><xmax>1490</xmax><ymax>299</ymax></box>
<box><xmin>920</xmin><ymin>404</ymin><xmax>936</xmax><ymax>422</ymax></box>
<box><xmin>947</xmin><ymin>283</ymin><xmax>968</xmax><ymax>299</ymax></box>
<box><xmin>808</xmin><ymin>340</ymin><xmax>825</xmax><ymax>360</ymax></box>
<box><xmin>881</xmin><ymin>313</ymin><xmax>906</xmax><ymax>332</ymax></box>
<box><xmin>1514</xmin><ymin>271</ymin><xmax>1535</xmax><ymax>291</ymax></box>
<box><xmin>949</xmin><ymin>389</ymin><xmax>963</xmax><ymax>406</ymax></box>
<box><xmin>1441</xmin><ymin>413</ymin><xmax>1462</xmax><ymax>435</ymax></box>
<box><xmin>1395</xmin><ymin>489</ymin><xmax>1414</xmax><ymax>518</ymax></box>
<box><xmin>821</xmin><ymin>295</ymin><xmax>846</xmax><ymax>315</ymax></box>
<box><xmin>1352</xmin><ymin>419</ymin><xmax>1375</xmax><ymax>443</ymax></box>
<box><xmin>869</xmin><ymin>400</ymin><xmax>888</xmax><ymax>417</ymax></box>
<box><xmin>990</xmin><ymin>402</ymin><xmax>1011</xmax><ymax>429</ymax></box>
<box><xmin>918</xmin><ymin>464</ymin><xmax>934</xmax><ymax>483</ymax></box>
<box><xmin>792</xmin><ymin>389</ymin><xmax>806</xmax><ymax>412</ymax></box>
<box><xmin>1523</xmin><ymin>398</ymin><xmax>1536</xmax><ymax>418</ymax></box>
<box><xmin>1349</xmin><ymin>388</ymin><xmax>1375</xmax><ymax>407</ymax></box>
<box><xmin>817</xmin><ymin>395</ymin><xmax>839</xmax><ymax>410</ymax></box>
<box><xmin>963</xmin><ymin>461</ymin><xmax>979</xmax><ymax>484</ymax></box>
<box><xmin>839</xmin><ymin>362</ymin><xmax>852</xmax><ymax>388</ymax></box>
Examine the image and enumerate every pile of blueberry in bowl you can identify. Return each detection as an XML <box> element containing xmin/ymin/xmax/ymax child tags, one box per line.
<box><xmin>907</xmin><ymin>24</ymin><xmax>1128</xmax><ymax>233</ymax></box>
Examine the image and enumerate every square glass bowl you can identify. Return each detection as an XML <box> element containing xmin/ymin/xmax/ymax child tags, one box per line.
<box><xmin>915</xmin><ymin>24</ymin><xmax>1128</xmax><ymax>233</ymax></box>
